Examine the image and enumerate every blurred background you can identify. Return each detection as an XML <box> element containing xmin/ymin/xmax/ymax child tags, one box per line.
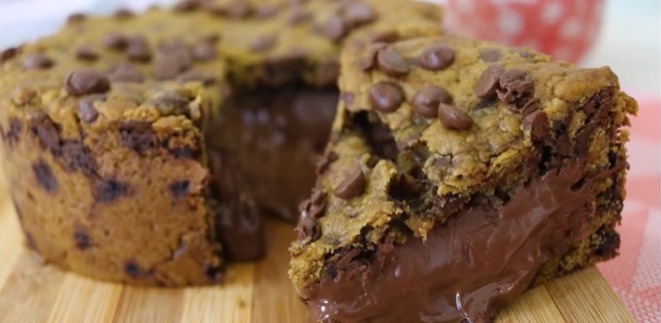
<box><xmin>0</xmin><ymin>0</ymin><xmax>658</xmax><ymax>95</ymax></box>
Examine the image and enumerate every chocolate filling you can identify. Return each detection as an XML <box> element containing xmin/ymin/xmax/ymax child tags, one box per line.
<box><xmin>305</xmin><ymin>160</ymin><xmax>606</xmax><ymax>322</ymax></box>
<box><xmin>205</xmin><ymin>87</ymin><xmax>338</xmax><ymax>260</ymax></box>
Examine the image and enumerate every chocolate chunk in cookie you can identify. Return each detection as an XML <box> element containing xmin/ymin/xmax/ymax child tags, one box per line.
<box><xmin>32</xmin><ymin>160</ymin><xmax>58</xmax><ymax>193</ymax></box>
<box><xmin>369</xmin><ymin>81</ymin><xmax>404</xmax><ymax>113</ymax></box>
<box><xmin>65</xmin><ymin>69</ymin><xmax>111</xmax><ymax>96</ymax></box>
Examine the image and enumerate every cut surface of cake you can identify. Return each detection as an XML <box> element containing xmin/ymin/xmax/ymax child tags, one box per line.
<box><xmin>288</xmin><ymin>35</ymin><xmax>637</xmax><ymax>322</ymax></box>
<box><xmin>0</xmin><ymin>0</ymin><xmax>442</xmax><ymax>286</ymax></box>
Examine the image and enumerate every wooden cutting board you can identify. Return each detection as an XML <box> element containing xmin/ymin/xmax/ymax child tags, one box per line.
<box><xmin>0</xmin><ymin>183</ymin><xmax>634</xmax><ymax>323</ymax></box>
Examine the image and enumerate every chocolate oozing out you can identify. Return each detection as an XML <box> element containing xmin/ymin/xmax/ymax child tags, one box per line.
<box><xmin>419</xmin><ymin>44</ymin><xmax>454</xmax><ymax>71</ymax></box>
<box><xmin>207</xmin><ymin>150</ymin><xmax>265</xmax><ymax>262</ymax></box>
<box><xmin>119</xmin><ymin>120</ymin><xmax>157</xmax><ymax>153</ymax></box>
<box><xmin>306</xmin><ymin>161</ymin><xmax>607</xmax><ymax>322</ymax></box>
<box><xmin>296</xmin><ymin>188</ymin><xmax>327</xmax><ymax>243</ymax></box>
<box><xmin>334</xmin><ymin>165</ymin><xmax>367</xmax><ymax>199</ymax></box>
<box><xmin>206</xmin><ymin>87</ymin><xmax>337</xmax><ymax>222</ymax></box>
<box><xmin>411</xmin><ymin>85</ymin><xmax>452</xmax><ymax>119</ymax></box>
<box><xmin>369</xmin><ymin>81</ymin><xmax>404</xmax><ymax>113</ymax></box>
<box><xmin>109</xmin><ymin>62</ymin><xmax>144</xmax><ymax>83</ymax></box>
<box><xmin>474</xmin><ymin>64</ymin><xmax>504</xmax><ymax>99</ymax></box>
<box><xmin>32</xmin><ymin>160</ymin><xmax>58</xmax><ymax>193</ymax></box>
<box><xmin>64</xmin><ymin>69</ymin><xmax>111</xmax><ymax>96</ymax></box>
<box><xmin>22</xmin><ymin>53</ymin><xmax>54</xmax><ymax>70</ymax></box>
<box><xmin>96</xmin><ymin>180</ymin><xmax>129</xmax><ymax>203</ymax></box>
<box><xmin>376</xmin><ymin>47</ymin><xmax>409</xmax><ymax>77</ymax></box>
<box><xmin>438</xmin><ymin>103</ymin><xmax>473</xmax><ymax>130</ymax></box>
<box><xmin>168</xmin><ymin>180</ymin><xmax>190</xmax><ymax>198</ymax></box>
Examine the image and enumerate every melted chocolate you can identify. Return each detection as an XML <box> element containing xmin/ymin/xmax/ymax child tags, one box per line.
<box><xmin>207</xmin><ymin>87</ymin><xmax>337</xmax><ymax>222</ymax></box>
<box><xmin>306</xmin><ymin>162</ymin><xmax>597</xmax><ymax>322</ymax></box>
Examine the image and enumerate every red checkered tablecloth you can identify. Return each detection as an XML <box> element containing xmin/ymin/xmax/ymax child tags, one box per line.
<box><xmin>597</xmin><ymin>94</ymin><xmax>661</xmax><ymax>322</ymax></box>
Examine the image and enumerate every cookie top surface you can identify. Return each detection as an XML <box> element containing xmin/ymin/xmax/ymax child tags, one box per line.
<box><xmin>289</xmin><ymin>35</ymin><xmax>637</xmax><ymax>294</ymax></box>
<box><xmin>0</xmin><ymin>0</ymin><xmax>442</xmax><ymax>129</ymax></box>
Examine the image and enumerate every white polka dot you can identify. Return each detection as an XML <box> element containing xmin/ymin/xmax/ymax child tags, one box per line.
<box><xmin>561</xmin><ymin>18</ymin><xmax>582</xmax><ymax>39</ymax></box>
<box><xmin>498</xmin><ymin>9</ymin><xmax>523</xmax><ymax>36</ymax></box>
<box><xmin>541</xmin><ymin>2</ymin><xmax>564</xmax><ymax>25</ymax></box>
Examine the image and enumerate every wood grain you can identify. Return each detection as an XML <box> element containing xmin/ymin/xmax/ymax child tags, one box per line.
<box><xmin>0</xmin><ymin>205</ymin><xmax>634</xmax><ymax>323</ymax></box>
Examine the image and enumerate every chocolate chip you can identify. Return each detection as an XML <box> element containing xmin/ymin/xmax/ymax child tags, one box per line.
<box><xmin>119</xmin><ymin>120</ymin><xmax>156</xmax><ymax>153</ymax></box>
<box><xmin>342</xmin><ymin>2</ymin><xmax>376</xmax><ymax>27</ymax></box>
<box><xmin>480</xmin><ymin>48</ymin><xmax>501</xmax><ymax>62</ymax></box>
<box><xmin>169</xmin><ymin>180</ymin><xmax>190</xmax><ymax>198</ymax></box>
<box><xmin>474</xmin><ymin>64</ymin><xmax>504</xmax><ymax>99</ymax></box>
<box><xmin>123</xmin><ymin>261</ymin><xmax>142</xmax><ymax>278</ymax></box>
<box><xmin>250</xmin><ymin>34</ymin><xmax>277</xmax><ymax>52</ymax></box>
<box><xmin>419</xmin><ymin>44</ymin><xmax>454</xmax><ymax>71</ymax></box>
<box><xmin>64</xmin><ymin>69</ymin><xmax>110</xmax><ymax>97</ymax></box>
<box><xmin>320</xmin><ymin>15</ymin><xmax>347</xmax><ymax>42</ymax></box>
<box><xmin>199</xmin><ymin>33</ymin><xmax>221</xmax><ymax>44</ymax></box>
<box><xmin>114</xmin><ymin>8</ymin><xmax>134</xmax><ymax>19</ymax></box>
<box><xmin>371</xmin><ymin>30</ymin><xmax>399</xmax><ymax>43</ymax></box>
<box><xmin>3</xmin><ymin>118</ymin><xmax>22</xmax><ymax>145</ymax></box>
<box><xmin>109</xmin><ymin>62</ymin><xmax>144</xmax><ymax>83</ymax></box>
<box><xmin>193</xmin><ymin>40</ymin><xmax>216</xmax><ymax>61</ymax></box>
<box><xmin>1</xmin><ymin>47</ymin><xmax>19</xmax><ymax>64</ymax></box>
<box><xmin>176</xmin><ymin>70</ymin><xmax>216</xmax><ymax>85</ymax></box>
<box><xmin>412</xmin><ymin>85</ymin><xmax>452</xmax><ymax>119</ymax></box>
<box><xmin>334</xmin><ymin>165</ymin><xmax>366</xmax><ymax>199</ymax></box>
<box><xmin>173</xmin><ymin>0</ymin><xmax>200</xmax><ymax>12</ymax></box>
<box><xmin>153</xmin><ymin>44</ymin><xmax>193</xmax><ymax>80</ymax></box>
<box><xmin>296</xmin><ymin>188</ymin><xmax>326</xmax><ymax>243</ymax></box>
<box><xmin>438</xmin><ymin>103</ymin><xmax>473</xmax><ymax>130</ymax></box>
<box><xmin>126</xmin><ymin>36</ymin><xmax>152</xmax><ymax>62</ymax></box>
<box><xmin>77</xmin><ymin>94</ymin><xmax>105</xmax><ymax>123</ymax></box>
<box><xmin>22</xmin><ymin>53</ymin><xmax>54</xmax><ymax>70</ymax></box>
<box><xmin>376</xmin><ymin>47</ymin><xmax>409</xmax><ymax>77</ymax></box>
<box><xmin>523</xmin><ymin>110</ymin><xmax>548</xmax><ymax>141</ymax></box>
<box><xmin>225</xmin><ymin>0</ymin><xmax>252</xmax><ymax>18</ymax></box>
<box><xmin>29</xmin><ymin>113</ymin><xmax>61</xmax><ymax>153</ymax></box>
<box><xmin>32</xmin><ymin>160</ymin><xmax>57</xmax><ymax>193</ymax></box>
<box><xmin>288</xmin><ymin>9</ymin><xmax>311</xmax><ymax>25</ymax></box>
<box><xmin>96</xmin><ymin>180</ymin><xmax>128</xmax><ymax>202</ymax></box>
<box><xmin>369</xmin><ymin>81</ymin><xmax>404</xmax><ymax>113</ymax></box>
<box><xmin>102</xmin><ymin>32</ymin><xmax>127</xmax><ymax>50</ymax></box>
<box><xmin>66</xmin><ymin>13</ymin><xmax>86</xmax><ymax>24</ymax></box>
<box><xmin>61</xmin><ymin>141</ymin><xmax>97</xmax><ymax>175</ymax></box>
<box><xmin>148</xmin><ymin>92</ymin><xmax>189</xmax><ymax>116</ymax></box>
<box><xmin>255</xmin><ymin>4</ymin><xmax>279</xmax><ymax>18</ymax></box>
<box><xmin>496</xmin><ymin>69</ymin><xmax>534</xmax><ymax>103</ymax></box>
<box><xmin>357</xmin><ymin>42</ymin><xmax>387</xmax><ymax>71</ymax></box>
<box><xmin>73</xmin><ymin>227</ymin><xmax>91</xmax><ymax>250</ymax></box>
<box><xmin>75</xmin><ymin>46</ymin><xmax>99</xmax><ymax>61</ymax></box>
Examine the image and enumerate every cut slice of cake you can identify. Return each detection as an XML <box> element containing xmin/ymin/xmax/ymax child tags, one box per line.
<box><xmin>0</xmin><ymin>0</ymin><xmax>442</xmax><ymax>286</ymax></box>
<box><xmin>289</xmin><ymin>36</ymin><xmax>637</xmax><ymax>322</ymax></box>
